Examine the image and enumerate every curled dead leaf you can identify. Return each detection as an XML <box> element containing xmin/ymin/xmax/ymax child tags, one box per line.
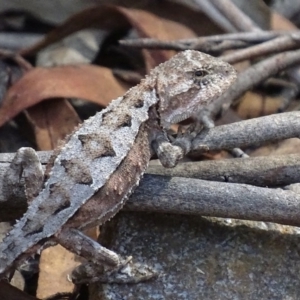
<box><xmin>0</xmin><ymin>64</ymin><xmax>128</xmax><ymax>127</ymax></box>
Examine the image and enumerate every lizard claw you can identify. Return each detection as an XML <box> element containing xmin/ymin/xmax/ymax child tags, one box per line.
<box><xmin>71</xmin><ymin>256</ymin><xmax>158</xmax><ymax>284</ymax></box>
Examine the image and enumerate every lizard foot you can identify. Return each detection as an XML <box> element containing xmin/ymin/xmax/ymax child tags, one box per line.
<box><xmin>71</xmin><ymin>256</ymin><xmax>158</xmax><ymax>284</ymax></box>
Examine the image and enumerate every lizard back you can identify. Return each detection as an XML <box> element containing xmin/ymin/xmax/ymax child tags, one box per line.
<box><xmin>0</xmin><ymin>81</ymin><xmax>157</xmax><ymax>273</ymax></box>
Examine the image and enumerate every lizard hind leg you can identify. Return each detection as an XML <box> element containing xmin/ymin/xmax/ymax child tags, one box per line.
<box><xmin>55</xmin><ymin>228</ymin><xmax>157</xmax><ymax>284</ymax></box>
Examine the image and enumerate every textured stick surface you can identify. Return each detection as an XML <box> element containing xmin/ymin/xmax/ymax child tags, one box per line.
<box><xmin>119</xmin><ymin>31</ymin><xmax>291</xmax><ymax>51</ymax></box>
<box><xmin>127</xmin><ymin>175</ymin><xmax>300</xmax><ymax>227</ymax></box>
<box><xmin>192</xmin><ymin>112</ymin><xmax>300</xmax><ymax>153</ymax></box>
<box><xmin>148</xmin><ymin>153</ymin><xmax>300</xmax><ymax>187</ymax></box>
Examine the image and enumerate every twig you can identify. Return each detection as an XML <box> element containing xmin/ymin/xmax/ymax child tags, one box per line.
<box><xmin>192</xmin><ymin>112</ymin><xmax>300</xmax><ymax>153</ymax></box>
<box><xmin>222</xmin><ymin>31</ymin><xmax>300</xmax><ymax>63</ymax></box>
<box><xmin>121</xmin><ymin>38</ymin><xmax>247</xmax><ymax>52</ymax></box>
<box><xmin>119</xmin><ymin>31</ymin><xmax>294</xmax><ymax>52</ymax></box>
<box><xmin>207</xmin><ymin>0</ymin><xmax>300</xmax><ymax>97</ymax></box>
<box><xmin>209</xmin><ymin>0</ymin><xmax>261</xmax><ymax>32</ymax></box>
<box><xmin>0</xmin><ymin>49</ymin><xmax>32</xmax><ymax>71</ymax></box>
<box><xmin>2</xmin><ymin>156</ymin><xmax>300</xmax><ymax>227</ymax></box>
<box><xmin>148</xmin><ymin>153</ymin><xmax>300</xmax><ymax>187</ymax></box>
<box><xmin>0</xmin><ymin>33</ymin><xmax>42</xmax><ymax>51</ymax></box>
<box><xmin>126</xmin><ymin>174</ymin><xmax>300</xmax><ymax>227</ymax></box>
<box><xmin>1</xmin><ymin>111</ymin><xmax>300</xmax><ymax>223</ymax></box>
<box><xmin>189</xmin><ymin>0</ymin><xmax>237</xmax><ymax>32</ymax></box>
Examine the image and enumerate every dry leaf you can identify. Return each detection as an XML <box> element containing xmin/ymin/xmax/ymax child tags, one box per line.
<box><xmin>24</xmin><ymin>100</ymin><xmax>80</xmax><ymax>150</ymax></box>
<box><xmin>37</xmin><ymin>245</ymin><xmax>81</xmax><ymax>299</ymax></box>
<box><xmin>250</xmin><ymin>138</ymin><xmax>300</xmax><ymax>157</ymax></box>
<box><xmin>0</xmin><ymin>65</ymin><xmax>128</xmax><ymax>128</ymax></box>
<box><xmin>236</xmin><ymin>91</ymin><xmax>283</xmax><ymax>119</ymax></box>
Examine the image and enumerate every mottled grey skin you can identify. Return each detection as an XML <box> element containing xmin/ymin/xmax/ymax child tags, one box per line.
<box><xmin>0</xmin><ymin>50</ymin><xmax>236</xmax><ymax>280</ymax></box>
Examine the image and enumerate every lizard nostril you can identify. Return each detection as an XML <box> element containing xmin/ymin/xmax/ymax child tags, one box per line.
<box><xmin>202</xmin><ymin>78</ymin><xmax>209</xmax><ymax>85</ymax></box>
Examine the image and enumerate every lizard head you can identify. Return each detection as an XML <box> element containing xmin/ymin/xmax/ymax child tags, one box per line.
<box><xmin>154</xmin><ymin>50</ymin><xmax>237</xmax><ymax>129</ymax></box>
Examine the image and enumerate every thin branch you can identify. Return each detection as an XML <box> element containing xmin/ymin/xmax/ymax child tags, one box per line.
<box><xmin>0</xmin><ymin>49</ymin><xmax>33</xmax><ymax>71</ymax></box>
<box><xmin>127</xmin><ymin>174</ymin><xmax>300</xmax><ymax>227</ymax></box>
<box><xmin>188</xmin><ymin>0</ymin><xmax>237</xmax><ymax>32</ymax></box>
<box><xmin>120</xmin><ymin>38</ymin><xmax>248</xmax><ymax>52</ymax></box>
<box><xmin>207</xmin><ymin>0</ymin><xmax>300</xmax><ymax>96</ymax></box>
<box><xmin>192</xmin><ymin>112</ymin><xmax>300</xmax><ymax>153</ymax></box>
<box><xmin>148</xmin><ymin>154</ymin><xmax>300</xmax><ymax>187</ymax></box>
<box><xmin>1</xmin><ymin>111</ymin><xmax>300</xmax><ymax>224</ymax></box>
<box><xmin>2</xmin><ymin>157</ymin><xmax>300</xmax><ymax>227</ymax></box>
<box><xmin>119</xmin><ymin>31</ymin><xmax>295</xmax><ymax>52</ymax></box>
<box><xmin>208</xmin><ymin>0</ymin><xmax>261</xmax><ymax>32</ymax></box>
<box><xmin>0</xmin><ymin>33</ymin><xmax>42</xmax><ymax>51</ymax></box>
<box><xmin>222</xmin><ymin>31</ymin><xmax>300</xmax><ymax>63</ymax></box>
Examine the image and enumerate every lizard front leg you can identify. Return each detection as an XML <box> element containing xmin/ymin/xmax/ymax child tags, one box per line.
<box><xmin>153</xmin><ymin>113</ymin><xmax>217</xmax><ymax>168</ymax></box>
<box><xmin>151</xmin><ymin>130</ymin><xmax>184</xmax><ymax>168</ymax></box>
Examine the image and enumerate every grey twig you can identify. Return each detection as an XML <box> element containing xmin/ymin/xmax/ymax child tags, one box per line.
<box><xmin>207</xmin><ymin>0</ymin><xmax>300</xmax><ymax>96</ymax></box>
<box><xmin>189</xmin><ymin>0</ymin><xmax>237</xmax><ymax>32</ymax></box>
<box><xmin>193</xmin><ymin>112</ymin><xmax>300</xmax><ymax>153</ymax></box>
<box><xmin>127</xmin><ymin>174</ymin><xmax>300</xmax><ymax>227</ymax></box>
<box><xmin>119</xmin><ymin>31</ymin><xmax>293</xmax><ymax>52</ymax></box>
<box><xmin>2</xmin><ymin>158</ymin><xmax>300</xmax><ymax>227</ymax></box>
<box><xmin>0</xmin><ymin>33</ymin><xmax>43</xmax><ymax>51</ymax></box>
<box><xmin>148</xmin><ymin>153</ymin><xmax>300</xmax><ymax>187</ymax></box>
<box><xmin>222</xmin><ymin>31</ymin><xmax>300</xmax><ymax>64</ymax></box>
<box><xmin>208</xmin><ymin>0</ymin><xmax>261</xmax><ymax>32</ymax></box>
<box><xmin>120</xmin><ymin>38</ymin><xmax>248</xmax><ymax>52</ymax></box>
<box><xmin>0</xmin><ymin>49</ymin><xmax>33</xmax><ymax>71</ymax></box>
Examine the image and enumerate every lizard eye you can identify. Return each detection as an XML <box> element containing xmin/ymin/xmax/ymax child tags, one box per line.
<box><xmin>194</xmin><ymin>70</ymin><xmax>207</xmax><ymax>78</ymax></box>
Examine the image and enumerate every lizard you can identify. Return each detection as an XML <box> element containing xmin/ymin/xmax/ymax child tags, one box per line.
<box><xmin>0</xmin><ymin>50</ymin><xmax>237</xmax><ymax>283</ymax></box>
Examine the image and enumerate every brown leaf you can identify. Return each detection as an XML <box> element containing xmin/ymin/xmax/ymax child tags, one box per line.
<box><xmin>236</xmin><ymin>91</ymin><xmax>282</xmax><ymax>119</ymax></box>
<box><xmin>0</xmin><ymin>65</ymin><xmax>128</xmax><ymax>128</ymax></box>
<box><xmin>37</xmin><ymin>245</ymin><xmax>81</xmax><ymax>299</ymax></box>
<box><xmin>271</xmin><ymin>11</ymin><xmax>297</xmax><ymax>30</ymax></box>
<box><xmin>116</xmin><ymin>6</ymin><xmax>196</xmax><ymax>68</ymax></box>
<box><xmin>24</xmin><ymin>100</ymin><xmax>80</xmax><ymax>150</ymax></box>
<box><xmin>37</xmin><ymin>227</ymin><xmax>99</xmax><ymax>298</ymax></box>
<box><xmin>251</xmin><ymin>138</ymin><xmax>300</xmax><ymax>157</ymax></box>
